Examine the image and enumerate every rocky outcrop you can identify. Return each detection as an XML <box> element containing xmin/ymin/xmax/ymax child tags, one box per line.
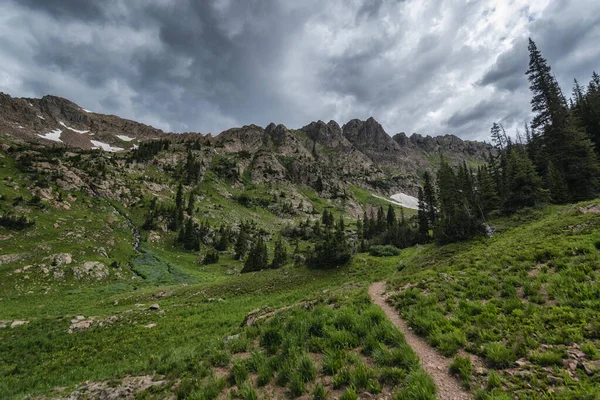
<box><xmin>72</xmin><ymin>262</ymin><xmax>109</xmax><ymax>281</ymax></box>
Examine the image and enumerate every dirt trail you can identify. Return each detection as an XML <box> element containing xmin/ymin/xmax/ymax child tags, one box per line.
<box><xmin>369</xmin><ymin>281</ymin><xmax>471</xmax><ymax>400</ymax></box>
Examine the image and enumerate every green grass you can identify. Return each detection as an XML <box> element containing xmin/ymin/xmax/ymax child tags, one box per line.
<box><xmin>389</xmin><ymin>201</ymin><xmax>600</xmax><ymax>398</ymax></box>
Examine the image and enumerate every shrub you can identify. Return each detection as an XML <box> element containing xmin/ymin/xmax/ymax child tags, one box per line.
<box><xmin>449</xmin><ymin>356</ymin><xmax>472</xmax><ymax>388</ymax></box>
<box><xmin>333</xmin><ymin>367</ymin><xmax>352</xmax><ymax>389</ymax></box>
<box><xmin>484</xmin><ymin>342</ymin><xmax>516</xmax><ymax>368</ymax></box>
<box><xmin>312</xmin><ymin>383</ymin><xmax>328</xmax><ymax>400</ymax></box>
<box><xmin>202</xmin><ymin>250</ymin><xmax>220</xmax><ymax>265</ymax></box>
<box><xmin>260</xmin><ymin>326</ymin><xmax>283</xmax><ymax>354</ymax></box>
<box><xmin>0</xmin><ymin>214</ymin><xmax>34</xmax><ymax>230</ymax></box>
<box><xmin>339</xmin><ymin>387</ymin><xmax>359</xmax><ymax>400</ymax></box>
<box><xmin>351</xmin><ymin>362</ymin><xmax>373</xmax><ymax>390</ymax></box>
<box><xmin>289</xmin><ymin>372</ymin><xmax>306</xmax><ymax>397</ymax></box>
<box><xmin>322</xmin><ymin>349</ymin><xmax>345</xmax><ymax>375</ymax></box>
<box><xmin>394</xmin><ymin>370</ymin><xmax>436</xmax><ymax>400</ymax></box>
<box><xmin>237</xmin><ymin>381</ymin><xmax>257</xmax><ymax>400</ymax></box>
<box><xmin>297</xmin><ymin>354</ymin><xmax>317</xmax><ymax>382</ymax></box>
<box><xmin>231</xmin><ymin>359</ymin><xmax>248</xmax><ymax>386</ymax></box>
<box><xmin>369</xmin><ymin>245</ymin><xmax>401</xmax><ymax>257</ymax></box>
<box><xmin>377</xmin><ymin>367</ymin><xmax>406</xmax><ymax>385</ymax></box>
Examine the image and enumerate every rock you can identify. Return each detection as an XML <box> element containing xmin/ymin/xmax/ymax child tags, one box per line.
<box><xmin>53</xmin><ymin>253</ymin><xmax>72</xmax><ymax>266</ymax></box>
<box><xmin>0</xmin><ymin>253</ymin><xmax>26</xmax><ymax>266</ymax></box>
<box><xmin>563</xmin><ymin>359</ymin><xmax>577</xmax><ymax>371</ymax></box>
<box><xmin>0</xmin><ymin>320</ymin><xmax>10</xmax><ymax>329</ymax></box>
<box><xmin>72</xmin><ymin>261</ymin><xmax>109</xmax><ymax>281</ymax></box>
<box><xmin>53</xmin><ymin>223</ymin><xmax>60</xmax><ymax>228</ymax></box>
<box><xmin>10</xmin><ymin>320</ymin><xmax>29</xmax><ymax>328</ymax></box>
<box><xmin>149</xmin><ymin>303</ymin><xmax>160</xmax><ymax>310</ymax></box>
<box><xmin>68</xmin><ymin>317</ymin><xmax>94</xmax><ymax>333</ymax></box>
<box><xmin>97</xmin><ymin>247</ymin><xmax>108</xmax><ymax>258</ymax></box>
<box><xmin>583</xmin><ymin>360</ymin><xmax>600</xmax><ymax>375</ymax></box>
<box><xmin>578</xmin><ymin>204</ymin><xmax>600</xmax><ymax>214</ymax></box>
<box><xmin>145</xmin><ymin>323</ymin><xmax>157</xmax><ymax>329</ymax></box>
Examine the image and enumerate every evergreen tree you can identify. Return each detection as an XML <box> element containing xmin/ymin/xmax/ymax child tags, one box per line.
<box><xmin>175</xmin><ymin>182</ymin><xmax>184</xmax><ymax>210</ymax></box>
<box><xmin>476</xmin><ymin>165</ymin><xmax>499</xmax><ymax>217</ymax></box>
<box><xmin>242</xmin><ymin>236</ymin><xmax>269</xmax><ymax>273</ymax></box>
<box><xmin>490</xmin><ymin>122</ymin><xmax>508</xmax><ymax>150</ymax></box>
<box><xmin>386</xmin><ymin>204</ymin><xmax>396</xmax><ymax>227</ymax></box>
<box><xmin>546</xmin><ymin>161</ymin><xmax>569</xmax><ymax>204</ymax></box>
<box><xmin>186</xmin><ymin>191</ymin><xmax>195</xmax><ymax>215</ymax></box>
<box><xmin>271</xmin><ymin>236</ymin><xmax>287</xmax><ymax>269</ymax></box>
<box><xmin>422</xmin><ymin>171</ymin><xmax>437</xmax><ymax>226</ymax></box>
<box><xmin>417</xmin><ymin>187</ymin><xmax>429</xmax><ymax>240</ymax></box>
<box><xmin>503</xmin><ymin>147</ymin><xmax>546</xmax><ymax>212</ymax></box>
<box><xmin>234</xmin><ymin>224</ymin><xmax>249</xmax><ymax>260</ymax></box>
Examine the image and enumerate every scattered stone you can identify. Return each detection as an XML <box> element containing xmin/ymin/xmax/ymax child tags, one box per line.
<box><xmin>149</xmin><ymin>303</ymin><xmax>160</xmax><ymax>310</ymax></box>
<box><xmin>54</xmin><ymin>223</ymin><xmax>60</xmax><ymax>228</ymax></box>
<box><xmin>563</xmin><ymin>359</ymin><xmax>578</xmax><ymax>371</ymax></box>
<box><xmin>0</xmin><ymin>253</ymin><xmax>26</xmax><ymax>266</ymax></box>
<box><xmin>152</xmin><ymin>291</ymin><xmax>168</xmax><ymax>299</ymax></box>
<box><xmin>144</xmin><ymin>323</ymin><xmax>157</xmax><ymax>329</ymax></box>
<box><xmin>0</xmin><ymin>320</ymin><xmax>10</xmax><ymax>329</ymax></box>
<box><xmin>53</xmin><ymin>253</ymin><xmax>72</xmax><ymax>266</ymax></box>
<box><xmin>72</xmin><ymin>261</ymin><xmax>109</xmax><ymax>281</ymax></box>
<box><xmin>68</xmin><ymin>317</ymin><xmax>94</xmax><ymax>333</ymax></box>
<box><xmin>578</xmin><ymin>204</ymin><xmax>600</xmax><ymax>214</ymax></box>
<box><xmin>11</xmin><ymin>320</ymin><xmax>29</xmax><ymax>328</ymax></box>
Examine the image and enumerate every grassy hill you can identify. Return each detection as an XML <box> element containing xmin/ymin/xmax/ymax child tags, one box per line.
<box><xmin>1</xmin><ymin>142</ymin><xmax>600</xmax><ymax>399</ymax></box>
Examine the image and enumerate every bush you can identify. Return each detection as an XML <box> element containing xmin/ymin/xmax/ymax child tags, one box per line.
<box><xmin>297</xmin><ymin>354</ymin><xmax>317</xmax><ymax>382</ymax></box>
<box><xmin>202</xmin><ymin>250</ymin><xmax>220</xmax><ymax>265</ymax></box>
<box><xmin>0</xmin><ymin>214</ymin><xmax>34</xmax><ymax>230</ymax></box>
<box><xmin>484</xmin><ymin>342</ymin><xmax>516</xmax><ymax>368</ymax></box>
<box><xmin>394</xmin><ymin>370</ymin><xmax>436</xmax><ymax>400</ymax></box>
<box><xmin>237</xmin><ymin>381</ymin><xmax>257</xmax><ymax>400</ymax></box>
<box><xmin>369</xmin><ymin>245</ymin><xmax>401</xmax><ymax>257</ymax></box>
<box><xmin>449</xmin><ymin>356</ymin><xmax>472</xmax><ymax>388</ymax></box>
<box><xmin>231</xmin><ymin>359</ymin><xmax>249</xmax><ymax>386</ymax></box>
<box><xmin>339</xmin><ymin>387</ymin><xmax>359</xmax><ymax>400</ymax></box>
<box><xmin>312</xmin><ymin>383</ymin><xmax>328</xmax><ymax>400</ymax></box>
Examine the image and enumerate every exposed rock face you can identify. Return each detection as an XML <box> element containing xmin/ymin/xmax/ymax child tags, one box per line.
<box><xmin>72</xmin><ymin>262</ymin><xmax>109</xmax><ymax>281</ymax></box>
<box><xmin>0</xmin><ymin>92</ymin><xmax>166</xmax><ymax>150</ymax></box>
<box><xmin>342</xmin><ymin>117</ymin><xmax>404</xmax><ymax>163</ymax></box>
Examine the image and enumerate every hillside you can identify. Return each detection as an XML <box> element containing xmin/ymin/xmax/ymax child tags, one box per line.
<box><xmin>1</xmin><ymin>92</ymin><xmax>599</xmax><ymax>400</ymax></box>
<box><xmin>1</xmin><ymin>132</ymin><xmax>598</xmax><ymax>398</ymax></box>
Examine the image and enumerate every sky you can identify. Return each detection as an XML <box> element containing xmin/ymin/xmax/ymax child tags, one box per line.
<box><xmin>0</xmin><ymin>0</ymin><xmax>599</xmax><ymax>140</ymax></box>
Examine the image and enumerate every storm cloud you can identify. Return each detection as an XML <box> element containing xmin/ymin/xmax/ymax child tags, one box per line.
<box><xmin>1</xmin><ymin>0</ymin><xmax>598</xmax><ymax>140</ymax></box>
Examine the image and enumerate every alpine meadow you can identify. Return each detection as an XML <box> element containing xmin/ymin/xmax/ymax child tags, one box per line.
<box><xmin>1</xmin><ymin>2</ymin><xmax>600</xmax><ymax>400</ymax></box>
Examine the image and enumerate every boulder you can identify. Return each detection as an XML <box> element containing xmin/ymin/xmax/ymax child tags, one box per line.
<box><xmin>53</xmin><ymin>253</ymin><xmax>72</xmax><ymax>266</ymax></box>
<box><xmin>72</xmin><ymin>262</ymin><xmax>109</xmax><ymax>281</ymax></box>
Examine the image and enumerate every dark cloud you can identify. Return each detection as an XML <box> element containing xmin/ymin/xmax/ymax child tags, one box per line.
<box><xmin>1</xmin><ymin>0</ymin><xmax>599</xmax><ymax>140</ymax></box>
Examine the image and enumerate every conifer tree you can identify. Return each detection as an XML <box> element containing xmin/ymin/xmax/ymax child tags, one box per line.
<box><xmin>546</xmin><ymin>161</ymin><xmax>569</xmax><ymax>204</ymax></box>
<box><xmin>234</xmin><ymin>224</ymin><xmax>249</xmax><ymax>260</ymax></box>
<box><xmin>417</xmin><ymin>187</ymin><xmax>430</xmax><ymax>241</ymax></box>
<box><xmin>422</xmin><ymin>171</ymin><xmax>437</xmax><ymax>226</ymax></box>
<box><xmin>386</xmin><ymin>204</ymin><xmax>396</xmax><ymax>227</ymax></box>
<box><xmin>242</xmin><ymin>236</ymin><xmax>268</xmax><ymax>273</ymax></box>
<box><xmin>186</xmin><ymin>191</ymin><xmax>195</xmax><ymax>215</ymax></box>
<box><xmin>175</xmin><ymin>182</ymin><xmax>184</xmax><ymax>210</ymax></box>
<box><xmin>503</xmin><ymin>147</ymin><xmax>546</xmax><ymax>212</ymax></box>
<box><xmin>271</xmin><ymin>236</ymin><xmax>287</xmax><ymax>269</ymax></box>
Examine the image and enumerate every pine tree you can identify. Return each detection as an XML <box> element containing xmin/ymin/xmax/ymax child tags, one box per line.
<box><xmin>422</xmin><ymin>171</ymin><xmax>437</xmax><ymax>226</ymax></box>
<box><xmin>186</xmin><ymin>191</ymin><xmax>195</xmax><ymax>215</ymax></box>
<box><xmin>476</xmin><ymin>165</ymin><xmax>499</xmax><ymax>217</ymax></box>
<box><xmin>386</xmin><ymin>204</ymin><xmax>396</xmax><ymax>227</ymax></box>
<box><xmin>175</xmin><ymin>182</ymin><xmax>184</xmax><ymax>210</ymax></box>
<box><xmin>546</xmin><ymin>161</ymin><xmax>569</xmax><ymax>204</ymax></box>
<box><xmin>503</xmin><ymin>147</ymin><xmax>546</xmax><ymax>212</ymax></box>
<box><xmin>417</xmin><ymin>187</ymin><xmax>429</xmax><ymax>240</ymax></box>
<box><xmin>234</xmin><ymin>224</ymin><xmax>249</xmax><ymax>260</ymax></box>
<box><xmin>490</xmin><ymin>122</ymin><xmax>508</xmax><ymax>150</ymax></box>
<box><xmin>271</xmin><ymin>236</ymin><xmax>287</xmax><ymax>269</ymax></box>
<box><xmin>242</xmin><ymin>236</ymin><xmax>268</xmax><ymax>273</ymax></box>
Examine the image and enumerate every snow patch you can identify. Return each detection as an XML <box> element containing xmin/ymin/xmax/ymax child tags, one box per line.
<box><xmin>116</xmin><ymin>135</ymin><xmax>135</xmax><ymax>142</ymax></box>
<box><xmin>91</xmin><ymin>140</ymin><xmax>124</xmax><ymax>152</ymax></box>
<box><xmin>18</xmin><ymin>125</ymin><xmax>24</xmax><ymax>129</ymax></box>
<box><xmin>372</xmin><ymin>192</ymin><xmax>419</xmax><ymax>210</ymax></box>
<box><xmin>132</xmin><ymin>144</ymin><xmax>139</xmax><ymax>150</ymax></box>
<box><xmin>59</xmin><ymin>121</ymin><xmax>89</xmax><ymax>134</ymax></box>
<box><xmin>82</xmin><ymin>108</ymin><xmax>92</xmax><ymax>113</ymax></box>
<box><xmin>28</xmin><ymin>102</ymin><xmax>33</xmax><ymax>107</ymax></box>
<box><xmin>390</xmin><ymin>193</ymin><xmax>419</xmax><ymax>210</ymax></box>
<box><xmin>37</xmin><ymin>115</ymin><xmax>45</xmax><ymax>120</ymax></box>
<box><xmin>37</xmin><ymin>129</ymin><xmax>63</xmax><ymax>143</ymax></box>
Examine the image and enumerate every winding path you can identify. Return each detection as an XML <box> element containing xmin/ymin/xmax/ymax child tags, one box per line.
<box><xmin>368</xmin><ymin>281</ymin><xmax>470</xmax><ymax>400</ymax></box>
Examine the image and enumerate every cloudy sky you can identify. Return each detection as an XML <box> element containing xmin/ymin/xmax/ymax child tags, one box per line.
<box><xmin>1</xmin><ymin>0</ymin><xmax>599</xmax><ymax>140</ymax></box>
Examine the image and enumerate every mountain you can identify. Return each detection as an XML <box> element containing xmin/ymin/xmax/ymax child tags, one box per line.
<box><xmin>0</xmin><ymin>92</ymin><xmax>493</xmax><ymax>198</ymax></box>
